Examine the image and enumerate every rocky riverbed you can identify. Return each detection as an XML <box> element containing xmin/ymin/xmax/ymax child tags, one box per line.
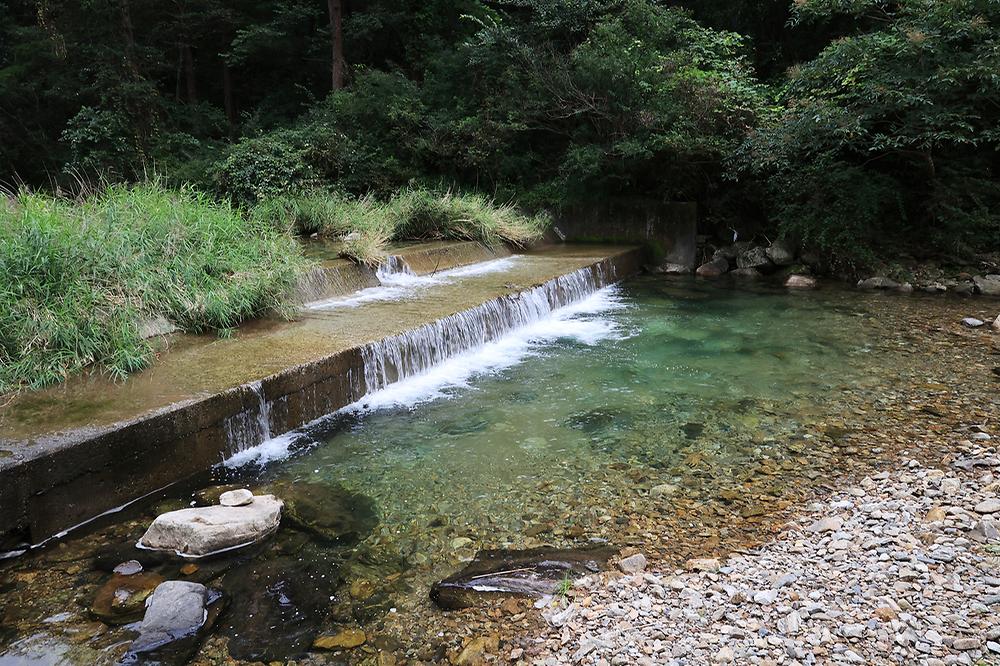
<box><xmin>530</xmin><ymin>447</ymin><xmax>1000</xmax><ymax>666</ymax></box>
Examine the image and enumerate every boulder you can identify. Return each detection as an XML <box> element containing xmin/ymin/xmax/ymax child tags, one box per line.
<box><xmin>736</xmin><ymin>246</ymin><xmax>773</xmax><ymax>272</ymax></box>
<box><xmin>730</xmin><ymin>268</ymin><xmax>763</xmax><ymax>279</ymax></box>
<box><xmin>430</xmin><ymin>546</ymin><xmax>614</xmax><ymax>610</ymax></box>
<box><xmin>139</xmin><ymin>494</ymin><xmax>282</xmax><ymax>557</ymax></box>
<box><xmin>765</xmin><ymin>240</ymin><xmax>796</xmax><ymax>266</ymax></box>
<box><xmin>993</xmin><ymin>315</ymin><xmax>1000</xmax><ymax>332</ymax></box>
<box><xmin>696</xmin><ymin>257</ymin><xmax>729</xmax><ymax>278</ymax></box>
<box><xmin>131</xmin><ymin>581</ymin><xmax>208</xmax><ymax>653</ymax></box>
<box><xmin>974</xmin><ymin>275</ymin><xmax>1000</xmax><ymax>297</ymax></box>
<box><xmin>785</xmin><ymin>275</ymin><xmax>817</xmax><ymax>289</ymax></box>
<box><xmin>712</xmin><ymin>245</ymin><xmax>740</xmax><ymax>263</ymax></box>
<box><xmin>857</xmin><ymin>276</ymin><xmax>900</xmax><ymax>290</ymax></box>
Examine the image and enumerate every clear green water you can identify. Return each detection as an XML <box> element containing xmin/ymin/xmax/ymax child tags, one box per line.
<box><xmin>4</xmin><ymin>275</ymin><xmax>970</xmax><ymax>664</ymax></box>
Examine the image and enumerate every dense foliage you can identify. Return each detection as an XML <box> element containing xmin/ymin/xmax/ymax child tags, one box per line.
<box><xmin>2</xmin><ymin>0</ymin><xmax>998</xmax><ymax>266</ymax></box>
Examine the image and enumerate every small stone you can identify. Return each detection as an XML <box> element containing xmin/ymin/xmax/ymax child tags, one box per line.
<box><xmin>451</xmin><ymin>537</ymin><xmax>473</xmax><ymax>549</ymax></box>
<box><xmin>806</xmin><ymin>517</ymin><xmax>843</xmax><ymax>533</ymax></box>
<box><xmin>618</xmin><ymin>553</ymin><xmax>647</xmax><ymax>574</ymax></box>
<box><xmin>975</xmin><ymin>499</ymin><xmax>1000</xmax><ymax>514</ymax></box>
<box><xmin>349</xmin><ymin>579</ymin><xmax>375</xmax><ymax>600</ymax></box>
<box><xmin>753</xmin><ymin>590</ymin><xmax>779</xmax><ymax>605</ymax></box>
<box><xmin>313</xmin><ymin>628</ymin><xmax>367</xmax><ymax>650</ymax></box>
<box><xmin>113</xmin><ymin>560</ymin><xmax>143</xmax><ymax>576</ymax></box>
<box><xmin>687</xmin><ymin>558</ymin><xmax>721</xmax><ymax>573</ymax></box>
<box><xmin>785</xmin><ymin>275</ymin><xmax>817</xmax><ymax>289</ymax></box>
<box><xmin>650</xmin><ymin>483</ymin><xmax>679</xmax><ymax>498</ymax></box>
<box><xmin>713</xmin><ymin>646</ymin><xmax>735</xmax><ymax>663</ymax></box>
<box><xmin>924</xmin><ymin>506</ymin><xmax>947</xmax><ymax>522</ymax></box>
<box><xmin>961</xmin><ymin>317</ymin><xmax>985</xmax><ymax>328</ymax></box>
<box><xmin>179</xmin><ymin>563</ymin><xmax>199</xmax><ymax>576</ymax></box>
<box><xmin>952</xmin><ymin>638</ymin><xmax>981</xmax><ymax>651</ymax></box>
<box><xmin>218</xmin><ymin>489</ymin><xmax>254</xmax><ymax>506</ymax></box>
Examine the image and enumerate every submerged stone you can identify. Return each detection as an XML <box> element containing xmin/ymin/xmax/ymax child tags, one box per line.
<box><xmin>313</xmin><ymin>628</ymin><xmax>367</xmax><ymax>650</ymax></box>
<box><xmin>130</xmin><ymin>581</ymin><xmax>207</xmax><ymax>653</ymax></box>
<box><xmin>90</xmin><ymin>572</ymin><xmax>165</xmax><ymax>624</ymax></box>
<box><xmin>139</xmin><ymin>494</ymin><xmax>282</xmax><ymax>557</ymax></box>
<box><xmin>267</xmin><ymin>480</ymin><xmax>378</xmax><ymax>545</ymax></box>
<box><xmin>430</xmin><ymin>546</ymin><xmax>614</xmax><ymax>610</ymax></box>
<box><xmin>219</xmin><ymin>552</ymin><xmax>337</xmax><ymax>661</ymax></box>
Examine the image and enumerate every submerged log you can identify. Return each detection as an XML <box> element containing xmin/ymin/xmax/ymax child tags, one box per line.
<box><xmin>430</xmin><ymin>546</ymin><xmax>614</xmax><ymax>610</ymax></box>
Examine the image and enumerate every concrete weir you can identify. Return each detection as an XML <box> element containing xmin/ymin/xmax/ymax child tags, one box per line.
<box><xmin>0</xmin><ymin>243</ymin><xmax>642</xmax><ymax>548</ymax></box>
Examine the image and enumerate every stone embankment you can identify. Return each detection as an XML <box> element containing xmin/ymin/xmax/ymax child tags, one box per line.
<box><xmin>533</xmin><ymin>445</ymin><xmax>999</xmax><ymax>665</ymax></box>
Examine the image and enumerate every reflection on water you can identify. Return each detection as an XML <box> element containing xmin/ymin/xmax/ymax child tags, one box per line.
<box><xmin>1</xmin><ymin>276</ymin><xmax>993</xmax><ymax>664</ymax></box>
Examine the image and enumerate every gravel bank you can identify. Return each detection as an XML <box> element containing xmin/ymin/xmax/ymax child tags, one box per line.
<box><xmin>532</xmin><ymin>451</ymin><xmax>1000</xmax><ymax>665</ymax></box>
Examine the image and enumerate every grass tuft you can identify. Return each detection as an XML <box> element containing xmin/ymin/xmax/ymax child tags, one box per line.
<box><xmin>0</xmin><ymin>183</ymin><xmax>306</xmax><ymax>393</ymax></box>
<box><xmin>253</xmin><ymin>188</ymin><xmax>549</xmax><ymax>265</ymax></box>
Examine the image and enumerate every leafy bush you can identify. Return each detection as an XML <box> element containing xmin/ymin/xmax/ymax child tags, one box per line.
<box><xmin>739</xmin><ymin>0</ymin><xmax>1000</xmax><ymax>268</ymax></box>
<box><xmin>0</xmin><ymin>184</ymin><xmax>306</xmax><ymax>392</ymax></box>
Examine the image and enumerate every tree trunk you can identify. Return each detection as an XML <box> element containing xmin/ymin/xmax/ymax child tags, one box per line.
<box><xmin>181</xmin><ymin>44</ymin><xmax>197</xmax><ymax>103</ymax></box>
<box><xmin>327</xmin><ymin>0</ymin><xmax>345</xmax><ymax>90</ymax></box>
<box><xmin>222</xmin><ymin>63</ymin><xmax>236</xmax><ymax>132</ymax></box>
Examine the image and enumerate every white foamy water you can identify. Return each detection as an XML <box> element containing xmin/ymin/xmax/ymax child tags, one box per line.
<box><xmin>305</xmin><ymin>256</ymin><xmax>519</xmax><ymax>310</ymax></box>
<box><xmin>224</xmin><ymin>284</ymin><xmax>625</xmax><ymax>468</ymax></box>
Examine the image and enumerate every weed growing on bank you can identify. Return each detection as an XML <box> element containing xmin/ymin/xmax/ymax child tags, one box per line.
<box><xmin>0</xmin><ymin>184</ymin><xmax>306</xmax><ymax>392</ymax></box>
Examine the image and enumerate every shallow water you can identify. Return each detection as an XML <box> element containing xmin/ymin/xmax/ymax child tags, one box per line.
<box><xmin>1</xmin><ymin>276</ymin><xmax>996</xmax><ymax>664</ymax></box>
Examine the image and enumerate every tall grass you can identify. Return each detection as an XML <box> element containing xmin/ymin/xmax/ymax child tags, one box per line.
<box><xmin>253</xmin><ymin>189</ymin><xmax>549</xmax><ymax>265</ymax></box>
<box><xmin>0</xmin><ymin>184</ymin><xmax>306</xmax><ymax>392</ymax></box>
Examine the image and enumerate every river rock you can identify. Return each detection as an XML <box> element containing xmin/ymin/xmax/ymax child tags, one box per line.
<box><xmin>765</xmin><ymin>240</ymin><xmax>796</xmax><ymax>266</ymax></box>
<box><xmin>130</xmin><ymin>581</ymin><xmax>207</xmax><ymax>653</ymax></box>
<box><xmin>962</xmin><ymin>317</ymin><xmax>985</xmax><ymax>328</ymax></box>
<box><xmin>974</xmin><ymin>275</ymin><xmax>1000</xmax><ymax>297</ymax></box>
<box><xmin>697</xmin><ymin>258</ymin><xmax>729</xmax><ymax>278</ymax></box>
<box><xmin>737</xmin><ymin>246</ymin><xmax>773</xmax><ymax>272</ymax></box>
<box><xmin>993</xmin><ymin>315</ymin><xmax>1000</xmax><ymax>331</ymax></box>
<box><xmin>785</xmin><ymin>275</ymin><xmax>817</xmax><ymax>289</ymax></box>
<box><xmin>858</xmin><ymin>276</ymin><xmax>901</xmax><ymax>290</ymax></box>
<box><xmin>659</xmin><ymin>261</ymin><xmax>695</xmax><ymax>275</ymax></box>
<box><xmin>219</xmin><ymin>489</ymin><xmax>254</xmax><ymax>506</ymax></box>
<box><xmin>650</xmin><ymin>483</ymin><xmax>679</xmax><ymax>498</ymax></box>
<box><xmin>265</xmin><ymin>480</ymin><xmax>377</xmax><ymax>545</ymax></box>
<box><xmin>139</xmin><ymin>494</ymin><xmax>282</xmax><ymax>557</ymax></box>
<box><xmin>430</xmin><ymin>546</ymin><xmax>614</xmax><ymax>610</ymax></box>
<box><xmin>975</xmin><ymin>499</ymin><xmax>1000</xmax><ymax>514</ymax></box>
<box><xmin>730</xmin><ymin>268</ymin><xmax>763</xmax><ymax>279</ymax></box>
<box><xmin>90</xmin><ymin>572</ymin><xmax>165</xmax><ymax>624</ymax></box>
<box><xmin>313</xmin><ymin>628</ymin><xmax>366</xmax><ymax>650</ymax></box>
<box><xmin>618</xmin><ymin>553</ymin><xmax>647</xmax><ymax>573</ymax></box>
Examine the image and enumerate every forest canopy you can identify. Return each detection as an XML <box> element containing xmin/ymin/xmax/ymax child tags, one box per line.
<box><xmin>1</xmin><ymin>0</ymin><xmax>998</xmax><ymax>268</ymax></box>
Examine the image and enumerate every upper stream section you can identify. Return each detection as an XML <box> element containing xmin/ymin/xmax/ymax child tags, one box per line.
<box><xmin>0</xmin><ymin>242</ymin><xmax>642</xmax><ymax>546</ymax></box>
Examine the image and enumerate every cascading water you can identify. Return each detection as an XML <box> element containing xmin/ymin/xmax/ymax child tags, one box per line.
<box><xmin>360</xmin><ymin>263</ymin><xmax>611</xmax><ymax>392</ymax></box>
<box><xmin>223</xmin><ymin>380</ymin><xmax>272</xmax><ymax>456</ymax></box>
<box><xmin>226</xmin><ymin>258</ymin><xmax>620</xmax><ymax>466</ymax></box>
<box><xmin>375</xmin><ymin>255</ymin><xmax>414</xmax><ymax>282</ymax></box>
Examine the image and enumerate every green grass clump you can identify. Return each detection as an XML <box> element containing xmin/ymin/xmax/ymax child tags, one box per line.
<box><xmin>253</xmin><ymin>189</ymin><xmax>549</xmax><ymax>265</ymax></box>
<box><xmin>0</xmin><ymin>184</ymin><xmax>306</xmax><ymax>392</ymax></box>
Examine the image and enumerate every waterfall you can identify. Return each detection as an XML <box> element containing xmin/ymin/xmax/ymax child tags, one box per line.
<box><xmin>223</xmin><ymin>380</ymin><xmax>272</xmax><ymax>456</ymax></box>
<box><xmin>360</xmin><ymin>263</ymin><xmax>610</xmax><ymax>392</ymax></box>
<box><xmin>376</xmin><ymin>255</ymin><xmax>414</xmax><ymax>281</ymax></box>
<box><xmin>224</xmin><ymin>257</ymin><xmax>620</xmax><ymax>463</ymax></box>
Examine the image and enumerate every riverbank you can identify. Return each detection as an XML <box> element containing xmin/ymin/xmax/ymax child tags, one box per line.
<box><xmin>532</xmin><ymin>449</ymin><xmax>999</xmax><ymax>665</ymax></box>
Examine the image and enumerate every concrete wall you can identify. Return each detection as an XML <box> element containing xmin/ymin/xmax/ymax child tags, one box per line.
<box><xmin>553</xmin><ymin>198</ymin><xmax>698</xmax><ymax>270</ymax></box>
